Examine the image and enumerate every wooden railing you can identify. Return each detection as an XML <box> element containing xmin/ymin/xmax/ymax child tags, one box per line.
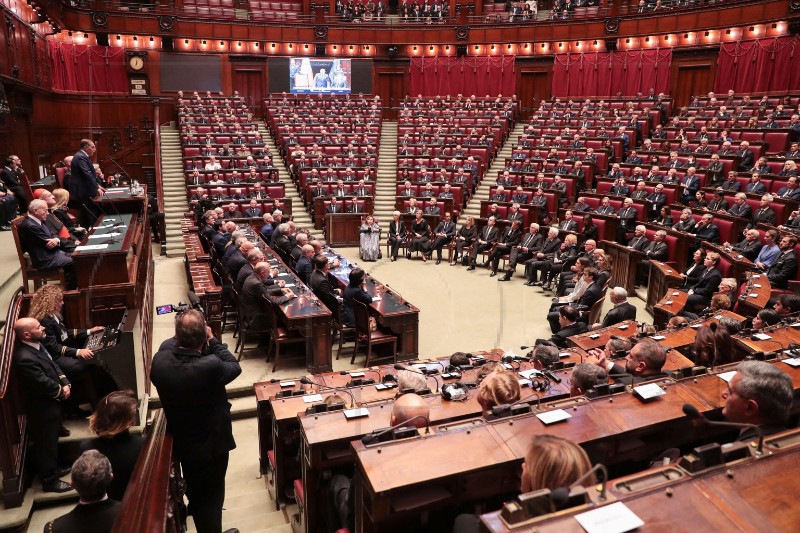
<box><xmin>111</xmin><ymin>409</ymin><xmax>187</xmax><ymax>533</ymax></box>
<box><xmin>0</xmin><ymin>288</ymin><xmax>28</xmax><ymax>508</ymax></box>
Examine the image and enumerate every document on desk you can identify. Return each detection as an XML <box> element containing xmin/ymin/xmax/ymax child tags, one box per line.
<box><xmin>75</xmin><ymin>244</ymin><xmax>110</xmax><ymax>252</ymax></box>
<box><xmin>717</xmin><ymin>371</ymin><xmax>737</xmax><ymax>383</ymax></box>
<box><xmin>575</xmin><ymin>502</ymin><xmax>644</xmax><ymax>533</ymax></box>
<box><xmin>302</xmin><ymin>394</ymin><xmax>323</xmax><ymax>403</ymax></box>
<box><xmin>88</xmin><ymin>232</ymin><xmax>120</xmax><ymax>239</ymax></box>
<box><xmin>536</xmin><ymin>409</ymin><xmax>571</xmax><ymax>425</ymax></box>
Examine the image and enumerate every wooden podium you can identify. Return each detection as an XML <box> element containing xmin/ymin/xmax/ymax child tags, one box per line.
<box><xmin>325</xmin><ymin>213</ymin><xmax>363</xmax><ymax>246</ymax></box>
<box><xmin>647</xmin><ymin>261</ymin><xmax>684</xmax><ymax>321</ymax></box>
<box><xmin>602</xmin><ymin>241</ymin><xmax>644</xmax><ymax>294</ymax></box>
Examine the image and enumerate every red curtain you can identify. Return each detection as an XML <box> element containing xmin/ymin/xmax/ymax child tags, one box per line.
<box><xmin>715</xmin><ymin>36</ymin><xmax>800</xmax><ymax>93</ymax></box>
<box><xmin>48</xmin><ymin>42</ymin><xmax>128</xmax><ymax>94</ymax></box>
<box><xmin>409</xmin><ymin>56</ymin><xmax>516</xmax><ymax>96</ymax></box>
<box><xmin>551</xmin><ymin>49</ymin><xmax>672</xmax><ymax>97</ymax></box>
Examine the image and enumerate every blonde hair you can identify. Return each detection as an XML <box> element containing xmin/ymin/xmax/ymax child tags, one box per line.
<box><xmin>523</xmin><ymin>435</ymin><xmax>593</xmax><ymax>492</ymax></box>
<box><xmin>52</xmin><ymin>188</ymin><xmax>70</xmax><ymax>209</ymax></box>
<box><xmin>479</xmin><ymin>369</ymin><xmax>520</xmax><ymax>410</ymax></box>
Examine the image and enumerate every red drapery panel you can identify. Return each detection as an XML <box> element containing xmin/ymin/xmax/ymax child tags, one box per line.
<box><xmin>715</xmin><ymin>36</ymin><xmax>800</xmax><ymax>94</ymax></box>
<box><xmin>408</xmin><ymin>56</ymin><xmax>516</xmax><ymax>96</ymax></box>
<box><xmin>551</xmin><ymin>49</ymin><xmax>672</xmax><ymax>97</ymax></box>
<box><xmin>48</xmin><ymin>42</ymin><xmax>128</xmax><ymax>94</ymax></box>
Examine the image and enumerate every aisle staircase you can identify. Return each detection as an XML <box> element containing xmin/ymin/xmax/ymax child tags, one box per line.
<box><xmin>462</xmin><ymin>122</ymin><xmax>526</xmax><ymax>220</ymax></box>
<box><xmin>373</xmin><ymin>121</ymin><xmax>398</xmax><ymax>223</ymax></box>
<box><xmin>258</xmin><ymin>124</ymin><xmax>314</xmax><ymax>231</ymax></box>
<box><xmin>159</xmin><ymin>125</ymin><xmax>191</xmax><ymax>257</ymax></box>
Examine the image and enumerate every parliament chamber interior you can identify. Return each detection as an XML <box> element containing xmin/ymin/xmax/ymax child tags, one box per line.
<box><xmin>0</xmin><ymin>0</ymin><xmax>800</xmax><ymax>531</ymax></box>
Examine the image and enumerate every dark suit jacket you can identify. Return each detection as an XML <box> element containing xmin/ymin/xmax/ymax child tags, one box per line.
<box><xmin>642</xmin><ymin>240</ymin><xmax>668</xmax><ymax>261</ymax></box>
<box><xmin>693</xmin><ymin>223</ymin><xmax>720</xmax><ymax>244</ymax></box>
<box><xmin>551</xmin><ymin>321</ymin><xmax>589</xmax><ymax>348</ymax></box>
<box><xmin>538</xmin><ymin>238</ymin><xmax>562</xmax><ymax>259</ymax></box>
<box><xmin>518</xmin><ymin>232</ymin><xmax>543</xmax><ymax>252</ymax></box>
<box><xmin>1</xmin><ymin>165</ymin><xmax>21</xmax><ymax>188</ymax></box>
<box><xmin>627</xmin><ymin>235</ymin><xmax>649</xmax><ymax>251</ymax></box>
<box><xmin>389</xmin><ymin>220</ymin><xmax>407</xmax><ymax>240</ymax></box>
<box><xmin>272</xmin><ymin>233</ymin><xmax>293</xmax><ymax>256</ymax></box>
<box><xmin>498</xmin><ymin>228</ymin><xmax>522</xmax><ymax>246</ymax></box>
<box><xmin>240</xmin><ymin>273</ymin><xmax>290</xmax><ymax>328</ymax></box>
<box><xmin>692</xmin><ymin>267</ymin><xmax>722</xmax><ymax>298</ymax></box>
<box><xmin>768</xmin><ymin>250</ymin><xmax>798</xmax><ymax>289</ymax></box>
<box><xmin>80</xmin><ymin>431</ymin><xmax>144</xmax><ymax>501</ymax></box>
<box><xmin>150</xmin><ymin>338</ymin><xmax>241</xmax><ymax>462</ymax></box>
<box><xmin>577</xmin><ymin>281</ymin><xmax>603</xmax><ymax>310</ymax></box>
<box><xmin>732</xmin><ymin>239</ymin><xmax>762</xmax><ymax>261</ymax></box>
<box><xmin>559</xmin><ymin>219</ymin><xmax>578</xmax><ymax>232</ymax></box>
<box><xmin>608</xmin><ymin>363</ymin><xmax>669</xmax><ymax>385</ymax></box>
<box><xmin>295</xmin><ymin>256</ymin><xmax>312</xmax><ymax>284</ymax></box>
<box><xmin>477</xmin><ymin>225</ymin><xmax>499</xmax><ymax>244</ymax></box>
<box><xmin>226</xmin><ymin>250</ymin><xmax>248</xmax><ymax>281</ymax></box>
<box><xmin>14</xmin><ymin>342</ymin><xmax>70</xmax><ymax>410</ymax></box>
<box><xmin>46</xmin><ymin>498</ymin><xmax>121</xmax><ymax>533</ymax></box>
<box><xmin>68</xmin><ymin>150</ymin><xmax>99</xmax><ymax>201</ymax></box>
<box><xmin>40</xmin><ymin>315</ymin><xmax>88</xmax><ymax>361</ymax></box>
<box><xmin>750</xmin><ymin>207</ymin><xmax>776</xmax><ymax>228</ymax></box>
<box><xmin>18</xmin><ymin>217</ymin><xmax>73</xmax><ymax>271</ymax></box>
<box><xmin>310</xmin><ymin>270</ymin><xmax>340</xmax><ymax>311</ymax></box>
<box><xmin>672</xmin><ymin>218</ymin><xmax>696</xmax><ymax>233</ymax></box>
<box><xmin>601</xmin><ymin>302</ymin><xmax>637</xmax><ymax>328</ymax></box>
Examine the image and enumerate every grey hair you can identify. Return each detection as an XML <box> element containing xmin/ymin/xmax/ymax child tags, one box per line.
<box><xmin>571</xmin><ymin>364</ymin><xmax>608</xmax><ymax>393</ymax></box>
<box><xmin>734</xmin><ymin>361</ymin><xmax>793</xmax><ymax>425</ymax></box>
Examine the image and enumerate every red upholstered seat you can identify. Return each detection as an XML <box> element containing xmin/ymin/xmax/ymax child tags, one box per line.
<box><xmin>293</xmin><ymin>479</ymin><xmax>304</xmax><ymax>506</ymax></box>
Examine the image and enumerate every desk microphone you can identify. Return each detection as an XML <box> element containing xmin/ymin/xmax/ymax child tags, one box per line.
<box><xmin>361</xmin><ymin>415</ymin><xmax>430</xmax><ymax>445</ymax></box>
<box><xmin>299</xmin><ymin>377</ymin><xmax>357</xmax><ymax>408</ymax></box>
<box><xmin>340</xmin><ymin>369</ymin><xmax>381</xmax><ymax>386</ymax></box>
<box><xmin>394</xmin><ymin>364</ymin><xmax>440</xmax><ymax>392</ymax></box>
<box><xmin>549</xmin><ymin>463</ymin><xmax>608</xmax><ymax>507</ymax></box>
<box><xmin>682</xmin><ymin>404</ymin><xmax>764</xmax><ymax>455</ymax></box>
<box><xmin>490</xmin><ymin>392</ymin><xmax>541</xmax><ymax>417</ymax></box>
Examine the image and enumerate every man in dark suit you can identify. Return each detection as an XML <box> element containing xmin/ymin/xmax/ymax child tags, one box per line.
<box><xmin>586</xmin><ymin>338</ymin><xmax>669</xmax><ymax>385</ymax></box>
<box><xmin>150</xmin><ymin>310</ymin><xmax>242</xmax><ymax>533</ymax></box>
<box><xmin>596</xmin><ymin>287</ymin><xmax>637</xmax><ymax>328</ymax></box>
<box><xmin>243</xmin><ymin>199</ymin><xmax>262</xmax><ymax>218</ymax></box>
<box><xmin>525</xmin><ymin>227</ymin><xmax>561</xmax><ymax>285</ymax></box>
<box><xmin>13</xmin><ymin>318</ymin><xmax>73</xmax><ymax>492</ymax></box>
<box><xmin>212</xmin><ymin>221</ymin><xmax>235</xmax><ymax>257</ymax></box>
<box><xmin>485</xmin><ymin>220</ymin><xmax>523</xmax><ymax>276</ymax></box>
<box><xmin>721</xmin><ymin>361</ymin><xmax>793</xmax><ymax>442</ymax></box>
<box><xmin>684</xmin><ymin>251</ymin><xmax>722</xmax><ymax>312</ymax></box>
<box><xmin>467</xmin><ymin>216</ymin><xmax>499</xmax><ymax>270</ymax></box>
<box><xmin>616</xmin><ymin>198</ymin><xmax>638</xmax><ymax>244</ymax></box>
<box><xmin>678</xmin><ymin>170</ymin><xmax>701</xmax><ymax>204</ymax></box>
<box><xmin>776</xmin><ymin>176</ymin><xmax>800</xmax><ymax>201</ymax></box>
<box><xmin>549</xmin><ymin>305</ymin><xmax>589</xmax><ymax>348</ymax></box>
<box><xmin>295</xmin><ymin>245</ymin><xmax>314</xmax><ymax>284</ymax></box>
<box><xmin>688</xmin><ymin>213</ymin><xmax>720</xmax><ymax>255</ymax></box>
<box><xmin>736</xmin><ymin>141</ymin><xmax>755</xmax><ymax>171</ymax></box>
<box><xmin>309</xmin><ymin>254</ymin><xmax>341</xmax><ymax>312</ymax></box>
<box><xmin>1</xmin><ymin>155</ymin><xmax>27</xmax><ymax>213</ymax></box>
<box><xmin>271</xmin><ymin>223</ymin><xmax>294</xmax><ymax>257</ymax></box>
<box><xmin>558</xmin><ymin>210</ymin><xmax>578</xmax><ymax>232</ymax></box>
<box><xmin>427</xmin><ymin>211</ymin><xmax>456</xmax><ymax>264</ymax></box>
<box><xmin>68</xmin><ymin>139</ymin><xmax>103</xmax><ymax>228</ymax></box>
<box><xmin>767</xmin><ymin>235</ymin><xmax>798</xmax><ymax>289</ymax></box>
<box><xmin>727</xmin><ymin>193</ymin><xmax>752</xmax><ymax>219</ymax></box>
<box><xmin>499</xmin><ymin>223</ymin><xmax>542</xmax><ymax>282</ymax></box>
<box><xmin>45</xmin><ymin>450</ymin><xmax>121</xmax><ymax>532</ymax></box>
<box><xmin>637</xmin><ymin>229</ymin><xmax>668</xmax><ymax>285</ymax></box>
<box><xmin>627</xmin><ymin>225</ymin><xmax>650</xmax><ymax>252</ymax></box>
<box><xmin>240</xmin><ymin>263</ymin><xmax>295</xmax><ymax>333</ymax></box>
<box><xmin>727</xmin><ymin>229</ymin><xmax>762</xmax><ymax>262</ymax></box>
<box><xmin>747</xmin><ymin>194</ymin><xmax>777</xmax><ymax>229</ymax></box>
<box><xmin>223</xmin><ymin>240</ymin><xmax>253</xmax><ymax>284</ymax></box>
<box><xmin>18</xmin><ymin>199</ymin><xmax>76</xmax><ymax>289</ymax></box>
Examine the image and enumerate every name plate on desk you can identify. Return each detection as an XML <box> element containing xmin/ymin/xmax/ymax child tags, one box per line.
<box><xmin>752</xmin><ymin>333</ymin><xmax>772</xmax><ymax>341</ymax></box>
<box><xmin>536</xmin><ymin>409</ymin><xmax>571</xmax><ymax>425</ymax></box>
<box><xmin>783</xmin><ymin>358</ymin><xmax>800</xmax><ymax>368</ymax></box>
<box><xmin>75</xmin><ymin>244</ymin><xmax>110</xmax><ymax>252</ymax></box>
<box><xmin>343</xmin><ymin>407</ymin><xmax>370</xmax><ymax>419</ymax></box>
<box><xmin>303</xmin><ymin>394</ymin><xmax>323</xmax><ymax>403</ymax></box>
<box><xmin>633</xmin><ymin>383</ymin><xmax>666</xmax><ymax>400</ymax></box>
<box><xmin>717</xmin><ymin>371</ymin><xmax>737</xmax><ymax>382</ymax></box>
<box><xmin>279</xmin><ymin>381</ymin><xmax>296</xmax><ymax>387</ymax></box>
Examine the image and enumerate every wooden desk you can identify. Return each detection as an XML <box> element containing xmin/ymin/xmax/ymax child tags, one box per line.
<box><xmin>601</xmin><ymin>241</ymin><xmax>643</xmax><ymax>294</ymax></box>
<box><xmin>735</xmin><ymin>272</ymin><xmax>771</xmax><ymax>317</ymax></box>
<box><xmin>567</xmin><ymin>320</ymin><xmax>638</xmax><ymax>351</ymax></box>
<box><xmin>72</xmin><ymin>213</ymin><xmax>139</xmax><ymax>287</ymax></box>
<box><xmin>313</xmin><ymin>197</ymin><xmax>374</xmax><ymax>229</ymax></box>
<box><xmin>325</xmin><ymin>213</ymin><xmax>365</xmax><ymax>246</ymax></box>
<box><xmin>647</xmin><ymin>261</ymin><xmax>683</xmax><ymax>320</ymax></box>
<box><xmin>324</xmin><ymin>250</ymin><xmax>420</xmax><ymax>359</ymax></box>
<box><xmin>653</xmin><ymin>288</ymin><xmax>688</xmax><ymax>330</ymax></box>
<box><xmin>480</xmin><ymin>430</ymin><xmax>800</xmax><ymax>532</ymax></box>
<box><xmin>733</xmin><ymin>326</ymin><xmax>800</xmax><ymax>355</ymax></box>
<box><xmin>703</xmin><ymin>241</ymin><xmax>754</xmax><ymax>283</ymax></box>
<box><xmin>353</xmin><ymin>359</ymin><xmax>800</xmax><ymax>532</ymax></box>
<box><xmin>655</xmin><ymin>310</ymin><xmax>746</xmax><ymax>350</ymax></box>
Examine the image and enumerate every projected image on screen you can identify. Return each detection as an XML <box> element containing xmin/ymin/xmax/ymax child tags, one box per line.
<box><xmin>290</xmin><ymin>58</ymin><xmax>352</xmax><ymax>94</ymax></box>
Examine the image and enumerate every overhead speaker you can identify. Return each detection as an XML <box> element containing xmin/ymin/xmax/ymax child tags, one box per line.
<box><xmin>315</xmin><ymin>44</ymin><xmax>326</xmax><ymax>56</ymax></box>
<box><xmin>162</xmin><ymin>36</ymin><xmax>173</xmax><ymax>51</ymax></box>
<box><xmin>96</xmin><ymin>33</ymin><xmax>109</xmax><ymax>47</ymax></box>
<box><xmin>387</xmin><ymin>45</ymin><xmax>399</xmax><ymax>58</ymax></box>
<box><xmin>604</xmin><ymin>38</ymin><xmax>617</xmax><ymax>52</ymax></box>
<box><xmin>456</xmin><ymin>45</ymin><xmax>467</xmax><ymax>57</ymax></box>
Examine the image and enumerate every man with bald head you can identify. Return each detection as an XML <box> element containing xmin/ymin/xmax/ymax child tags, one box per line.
<box><xmin>295</xmin><ymin>244</ymin><xmax>315</xmax><ymax>284</ymax></box>
<box><xmin>224</xmin><ymin>239</ymin><xmax>254</xmax><ymax>282</ymax></box>
<box><xmin>390</xmin><ymin>393</ymin><xmax>430</xmax><ymax>428</ymax></box>
<box><xmin>13</xmin><ymin>318</ymin><xmax>73</xmax><ymax>492</ymax></box>
<box><xmin>241</xmin><ymin>262</ymin><xmax>295</xmax><ymax>332</ymax></box>
<box><xmin>18</xmin><ymin>199</ymin><xmax>77</xmax><ymax>288</ymax></box>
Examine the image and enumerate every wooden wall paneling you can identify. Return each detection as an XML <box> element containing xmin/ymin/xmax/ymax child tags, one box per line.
<box><xmin>0</xmin><ymin>9</ymin><xmax>9</xmax><ymax>76</ymax></box>
<box><xmin>231</xmin><ymin>61</ymin><xmax>267</xmax><ymax>113</ymax></box>
<box><xmin>374</xmin><ymin>62</ymin><xmax>409</xmax><ymax>119</ymax></box>
<box><xmin>670</xmin><ymin>48</ymin><xmax>718</xmax><ymax>109</ymax></box>
<box><xmin>515</xmin><ymin>59</ymin><xmax>554</xmax><ymax>119</ymax></box>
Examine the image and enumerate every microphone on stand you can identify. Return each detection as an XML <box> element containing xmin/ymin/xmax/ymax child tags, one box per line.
<box><xmin>549</xmin><ymin>462</ymin><xmax>609</xmax><ymax>509</ymax></box>
<box><xmin>361</xmin><ymin>415</ymin><xmax>430</xmax><ymax>445</ymax></box>
<box><xmin>340</xmin><ymin>369</ymin><xmax>382</xmax><ymax>386</ymax></box>
<box><xmin>299</xmin><ymin>377</ymin><xmax>357</xmax><ymax>408</ymax></box>
<box><xmin>394</xmin><ymin>364</ymin><xmax>440</xmax><ymax>392</ymax></box>
<box><xmin>682</xmin><ymin>404</ymin><xmax>764</xmax><ymax>455</ymax></box>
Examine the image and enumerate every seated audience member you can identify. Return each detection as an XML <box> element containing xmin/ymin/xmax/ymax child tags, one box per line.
<box><xmin>524</xmin><ymin>227</ymin><xmax>562</xmax><ymax>285</ymax></box>
<box><xmin>452</xmin><ymin>435</ymin><xmax>594</xmax><ymax>533</ymax></box>
<box><xmin>570</xmin><ymin>363</ymin><xmax>609</xmax><ymax>397</ymax></box>
<box><xmin>18</xmin><ymin>199</ymin><xmax>76</xmax><ymax>288</ymax></box>
<box><xmin>766</xmin><ymin>234</ymin><xmax>798</xmax><ymax>290</ymax></box>
<box><xmin>549</xmin><ymin>305</ymin><xmax>589</xmax><ymax>348</ymax></box>
<box><xmin>477</xmin><ymin>369</ymin><xmax>521</xmax><ymax>417</ymax></box>
<box><xmin>539</xmin><ymin>234</ymin><xmax>579</xmax><ymax>289</ymax></box>
<box><xmin>499</xmin><ymin>223</ymin><xmax>542</xmax><ymax>281</ymax></box>
<box><xmin>554</xmin><ymin>257</ymin><xmax>591</xmax><ymax>300</ymax></box>
<box><xmin>688</xmin><ymin>214</ymin><xmax>720</xmax><ymax>255</ymax></box>
<box><xmin>753</xmin><ymin>229</ymin><xmax>780</xmax><ymax>272</ymax></box>
<box><xmin>294</xmin><ymin>244</ymin><xmax>314</xmax><ymax>284</ymax></box>
<box><xmin>594</xmin><ymin>287</ymin><xmax>637</xmax><ymax>329</ymax></box>
<box><xmin>774</xmin><ymin>293</ymin><xmax>800</xmax><ymax>317</ymax></box>
<box><xmin>752</xmin><ymin>308</ymin><xmax>781</xmax><ymax>331</ymax></box>
<box><xmin>80</xmin><ymin>391</ymin><xmax>144</xmax><ymax>502</ymax></box>
<box><xmin>718</xmin><ymin>316</ymin><xmax>742</xmax><ymax>335</ymax></box>
<box><xmin>467</xmin><ymin>216</ymin><xmax>499</xmax><ymax>269</ymax></box>
<box><xmin>547</xmin><ymin>269</ymin><xmax>602</xmax><ymax>333</ymax></box>
<box><xmin>448</xmin><ymin>352</ymin><xmax>470</xmax><ymax>371</ymax></box>
<box><xmin>725</xmin><ymin>229</ymin><xmax>762</xmax><ymax>262</ymax></box>
<box><xmin>722</xmin><ymin>361</ymin><xmax>793</xmax><ymax>439</ymax></box>
<box><xmin>682</xmin><ymin>293</ymin><xmax>732</xmax><ymax>321</ymax></box>
<box><xmin>330</xmin><ymin>394</ymin><xmax>429</xmax><ymax>532</ymax></box>
<box><xmin>683</xmin><ymin>252</ymin><xmax>722</xmax><ymax>312</ymax></box>
<box><xmin>691</xmin><ymin>324</ymin><xmax>736</xmax><ymax>368</ymax></box>
<box><xmin>44</xmin><ymin>450</ymin><xmax>120</xmax><ymax>533</ymax></box>
<box><xmin>340</xmin><ymin>268</ymin><xmax>374</xmax><ymax>328</ymax></box>
<box><xmin>531</xmin><ymin>341</ymin><xmax>559</xmax><ymax>370</ymax></box>
<box><xmin>637</xmin><ymin>229</ymin><xmax>668</xmax><ymax>285</ymax></box>
<box><xmin>396</xmin><ymin>367</ymin><xmax>429</xmax><ymax>393</ymax></box>
<box><xmin>667</xmin><ymin>316</ymin><xmax>689</xmax><ymax>330</ymax></box>
<box><xmin>587</xmin><ymin>338</ymin><xmax>668</xmax><ymax>384</ymax></box>
<box><xmin>408</xmin><ymin>209</ymin><xmax>431</xmax><ymax>260</ymax></box>
<box><xmin>309</xmin><ymin>255</ymin><xmax>340</xmax><ymax>311</ymax></box>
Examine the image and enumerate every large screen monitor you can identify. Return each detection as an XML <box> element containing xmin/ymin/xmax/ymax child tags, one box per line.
<box><xmin>289</xmin><ymin>58</ymin><xmax>352</xmax><ymax>94</ymax></box>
